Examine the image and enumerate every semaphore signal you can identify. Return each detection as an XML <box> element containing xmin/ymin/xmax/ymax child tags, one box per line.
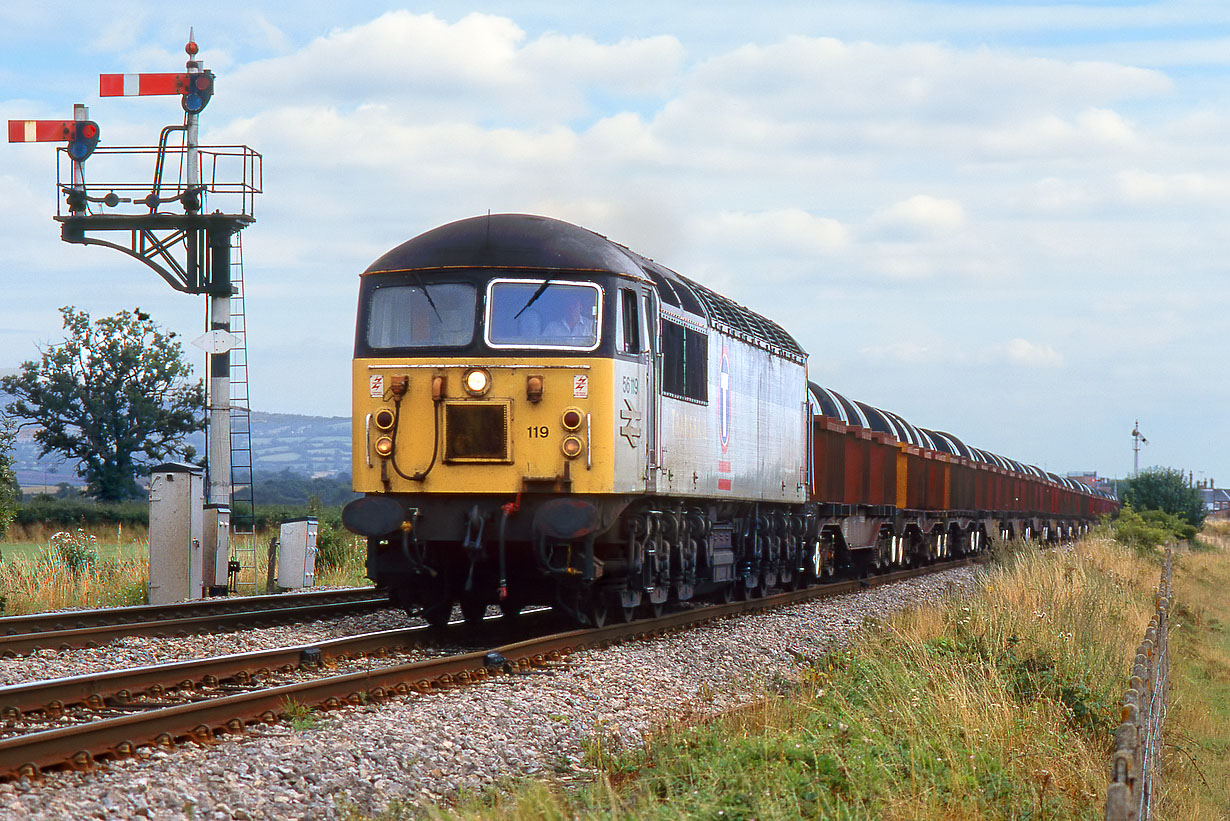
<box><xmin>100</xmin><ymin>71</ymin><xmax>213</xmax><ymax>113</ymax></box>
<box><xmin>9</xmin><ymin>30</ymin><xmax>263</xmax><ymax>595</ymax></box>
<box><xmin>7</xmin><ymin>118</ymin><xmax>100</xmax><ymax>160</ymax></box>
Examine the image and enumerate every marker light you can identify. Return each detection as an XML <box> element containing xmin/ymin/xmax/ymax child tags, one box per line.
<box><xmin>561</xmin><ymin>409</ymin><xmax>583</xmax><ymax>431</ymax></box>
<box><xmin>374</xmin><ymin>409</ymin><xmax>395</xmax><ymax>430</ymax></box>
<box><xmin>561</xmin><ymin>436</ymin><xmax>583</xmax><ymax>458</ymax></box>
<box><xmin>526</xmin><ymin>375</ymin><xmax>543</xmax><ymax>403</ymax></box>
<box><xmin>464</xmin><ymin>368</ymin><xmax>491</xmax><ymax>396</ymax></box>
<box><xmin>374</xmin><ymin>437</ymin><xmax>394</xmax><ymax>457</ymax></box>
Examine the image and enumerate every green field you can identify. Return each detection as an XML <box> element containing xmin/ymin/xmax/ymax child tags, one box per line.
<box><xmin>2</xmin><ymin>540</ymin><xmax>146</xmax><ymax>563</ymax></box>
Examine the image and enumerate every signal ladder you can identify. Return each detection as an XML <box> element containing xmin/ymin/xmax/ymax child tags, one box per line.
<box><xmin>222</xmin><ymin>232</ymin><xmax>257</xmax><ymax>593</ymax></box>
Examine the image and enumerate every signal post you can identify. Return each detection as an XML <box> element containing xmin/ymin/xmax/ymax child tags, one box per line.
<box><xmin>8</xmin><ymin>34</ymin><xmax>262</xmax><ymax>595</ymax></box>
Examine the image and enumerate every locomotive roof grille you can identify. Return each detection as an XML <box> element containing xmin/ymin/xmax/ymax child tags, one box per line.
<box><xmin>674</xmin><ymin>272</ymin><xmax>804</xmax><ymax>358</ymax></box>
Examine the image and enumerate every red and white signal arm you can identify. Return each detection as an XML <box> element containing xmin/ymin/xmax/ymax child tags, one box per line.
<box><xmin>7</xmin><ymin>120</ymin><xmax>87</xmax><ymax>142</ymax></box>
<box><xmin>100</xmin><ymin>73</ymin><xmax>197</xmax><ymax>97</ymax></box>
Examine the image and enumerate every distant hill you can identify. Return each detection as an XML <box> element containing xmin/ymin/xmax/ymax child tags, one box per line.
<box><xmin>5</xmin><ymin>408</ymin><xmax>353</xmax><ymax>491</ymax></box>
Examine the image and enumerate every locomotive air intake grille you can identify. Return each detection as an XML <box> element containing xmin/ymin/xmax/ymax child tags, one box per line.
<box><xmin>444</xmin><ymin>401</ymin><xmax>511</xmax><ymax>462</ymax></box>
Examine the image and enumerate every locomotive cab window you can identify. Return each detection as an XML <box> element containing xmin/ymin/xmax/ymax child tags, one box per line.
<box><xmin>366</xmin><ymin>282</ymin><xmax>477</xmax><ymax>349</ymax></box>
<box><xmin>486</xmin><ymin>279</ymin><xmax>602</xmax><ymax>351</ymax></box>
<box><xmin>661</xmin><ymin>319</ymin><xmax>708</xmax><ymax>402</ymax></box>
<box><xmin>618</xmin><ymin>288</ymin><xmax>640</xmax><ymax>355</ymax></box>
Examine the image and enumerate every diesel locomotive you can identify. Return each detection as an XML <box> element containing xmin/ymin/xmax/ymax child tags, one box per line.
<box><xmin>341</xmin><ymin>214</ymin><xmax>1116</xmax><ymax>626</ymax></box>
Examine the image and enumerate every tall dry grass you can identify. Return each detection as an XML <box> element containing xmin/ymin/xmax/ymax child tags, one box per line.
<box><xmin>0</xmin><ymin>529</ymin><xmax>147</xmax><ymax>614</ymax></box>
<box><xmin>1158</xmin><ymin>520</ymin><xmax>1230</xmax><ymax>818</ymax></box>
<box><xmin>432</xmin><ymin>535</ymin><xmax>1161</xmax><ymax>821</ymax></box>
<box><xmin>1</xmin><ymin>527</ymin><xmax>370</xmax><ymax>616</ymax></box>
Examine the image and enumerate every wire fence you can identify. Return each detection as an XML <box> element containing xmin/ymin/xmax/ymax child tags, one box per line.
<box><xmin>1105</xmin><ymin>546</ymin><xmax>1172</xmax><ymax>821</ymax></box>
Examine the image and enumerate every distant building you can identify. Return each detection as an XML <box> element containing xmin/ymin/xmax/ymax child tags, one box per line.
<box><xmin>1200</xmin><ymin>487</ymin><xmax>1230</xmax><ymax>517</ymax></box>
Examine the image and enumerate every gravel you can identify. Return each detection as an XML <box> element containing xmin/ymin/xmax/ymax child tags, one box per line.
<box><xmin>0</xmin><ymin>566</ymin><xmax>984</xmax><ymax>820</ymax></box>
<box><xmin>0</xmin><ymin>609</ymin><xmax>421</xmax><ymax>688</ymax></box>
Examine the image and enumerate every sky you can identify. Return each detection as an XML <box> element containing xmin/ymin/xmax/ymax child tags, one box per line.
<box><xmin>1</xmin><ymin>1</ymin><xmax>1227</xmax><ymax>486</ymax></box>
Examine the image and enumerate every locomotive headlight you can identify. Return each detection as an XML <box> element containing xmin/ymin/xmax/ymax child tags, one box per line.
<box><xmin>374</xmin><ymin>409</ymin><xmax>395</xmax><ymax>430</ymax></box>
<box><xmin>561</xmin><ymin>435</ymin><xmax>584</xmax><ymax>459</ymax></box>
<box><xmin>464</xmin><ymin>368</ymin><xmax>490</xmax><ymax>396</ymax></box>
<box><xmin>374</xmin><ymin>436</ymin><xmax>394</xmax><ymax>457</ymax></box>
<box><xmin>561</xmin><ymin>408</ymin><xmax>583</xmax><ymax>431</ymax></box>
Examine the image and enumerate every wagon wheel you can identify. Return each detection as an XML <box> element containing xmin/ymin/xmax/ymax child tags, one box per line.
<box><xmin>587</xmin><ymin>600</ymin><xmax>609</xmax><ymax>628</ymax></box>
<box><xmin>619</xmin><ymin>589</ymin><xmax>642</xmax><ymax>622</ymax></box>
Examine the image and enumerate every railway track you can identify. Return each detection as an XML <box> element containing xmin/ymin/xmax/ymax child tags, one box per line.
<box><xmin>0</xmin><ymin>588</ymin><xmax>394</xmax><ymax>657</ymax></box>
<box><xmin>0</xmin><ymin>557</ymin><xmax>981</xmax><ymax>779</ymax></box>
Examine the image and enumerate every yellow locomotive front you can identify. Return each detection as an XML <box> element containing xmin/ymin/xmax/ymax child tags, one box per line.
<box><xmin>343</xmin><ymin>215</ymin><xmax>654</xmax><ymax>625</ymax></box>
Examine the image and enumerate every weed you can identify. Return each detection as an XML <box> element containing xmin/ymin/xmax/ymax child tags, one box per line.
<box><xmin>280</xmin><ymin>698</ymin><xmax>319</xmax><ymax>731</ymax></box>
<box><xmin>50</xmin><ymin>528</ymin><xmax>97</xmax><ymax>578</ymax></box>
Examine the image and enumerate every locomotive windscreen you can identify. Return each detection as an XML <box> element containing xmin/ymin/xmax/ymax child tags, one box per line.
<box><xmin>366</xmin><ymin>282</ymin><xmax>476</xmax><ymax>349</ymax></box>
<box><xmin>485</xmin><ymin>279</ymin><xmax>602</xmax><ymax>351</ymax></box>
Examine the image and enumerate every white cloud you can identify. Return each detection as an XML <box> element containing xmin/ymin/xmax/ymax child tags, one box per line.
<box><xmin>867</xmin><ymin>195</ymin><xmax>965</xmax><ymax>240</ymax></box>
<box><xmin>1005</xmin><ymin>338</ymin><xmax>1063</xmax><ymax>368</ymax></box>
<box><xmin>700</xmin><ymin>209</ymin><xmax>849</xmax><ymax>254</ymax></box>
<box><xmin>1115</xmin><ymin>169</ymin><xmax>1230</xmax><ymax>204</ymax></box>
<box><xmin>858</xmin><ymin>337</ymin><xmax>1062</xmax><ymax>369</ymax></box>
<box><xmin>227</xmin><ymin>11</ymin><xmax>682</xmax><ymax>124</ymax></box>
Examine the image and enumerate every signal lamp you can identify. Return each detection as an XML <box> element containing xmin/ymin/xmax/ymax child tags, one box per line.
<box><xmin>561</xmin><ymin>408</ymin><xmax>583</xmax><ymax>431</ymax></box>
<box><xmin>374</xmin><ymin>409</ymin><xmax>395</xmax><ymax>430</ymax></box>
<box><xmin>464</xmin><ymin>368</ymin><xmax>491</xmax><ymax>396</ymax></box>
<box><xmin>182</xmin><ymin>72</ymin><xmax>214</xmax><ymax>114</ymax></box>
<box><xmin>67</xmin><ymin>120</ymin><xmax>100</xmax><ymax>162</ymax></box>
<box><xmin>561</xmin><ymin>436</ymin><xmax>583</xmax><ymax>459</ymax></box>
<box><xmin>374</xmin><ymin>436</ymin><xmax>394</xmax><ymax>457</ymax></box>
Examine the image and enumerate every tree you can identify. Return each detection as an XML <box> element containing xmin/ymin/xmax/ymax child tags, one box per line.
<box><xmin>1</xmin><ymin>307</ymin><xmax>205</xmax><ymax>502</ymax></box>
<box><xmin>1119</xmin><ymin>466</ymin><xmax>1206</xmax><ymax>529</ymax></box>
<box><xmin>0</xmin><ymin>414</ymin><xmax>19</xmax><ymax>536</ymax></box>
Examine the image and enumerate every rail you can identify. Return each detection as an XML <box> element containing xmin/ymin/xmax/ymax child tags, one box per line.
<box><xmin>0</xmin><ymin>557</ymin><xmax>981</xmax><ymax>778</ymax></box>
<box><xmin>0</xmin><ymin>588</ymin><xmax>391</xmax><ymax>656</ymax></box>
<box><xmin>1105</xmin><ymin>546</ymin><xmax>1172</xmax><ymax>821</ymax></box>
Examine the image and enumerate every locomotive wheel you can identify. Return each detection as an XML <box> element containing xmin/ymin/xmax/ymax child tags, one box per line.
<box><xmin>620</xmin><ymin>604</ymin><xmax>638</xmax><ymax>622</ymax></box>
<box><xmin>460</xmin><ymin>595</ymin><xmax>488</xmax><ymax>623</ymax></box>
<box><xmin>421</xmin><ymin>602</ymin><xmax>452</xmax><ymax>629</ymax></box>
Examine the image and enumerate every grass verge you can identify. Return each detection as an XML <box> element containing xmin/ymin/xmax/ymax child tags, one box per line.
<box><xmin>1160</xmin><ymin>518</ymin><xmax>1230</xmax><ymax>817</ymax></box>
<box><xmin>409</xmin><ymin>536</ymin><xmax>1175</xmax><ymax>820</ymax></box>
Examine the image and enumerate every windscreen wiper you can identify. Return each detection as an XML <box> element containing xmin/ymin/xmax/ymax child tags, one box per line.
<box><xmin>413</xmin><ymin>272</ymin><xmax>443</xmax><ymax>321</ymax></box>
<box><xmin>514</xmin><ymin>280</ymin><xmax>555</xmax><ymax>319</ymax></box>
